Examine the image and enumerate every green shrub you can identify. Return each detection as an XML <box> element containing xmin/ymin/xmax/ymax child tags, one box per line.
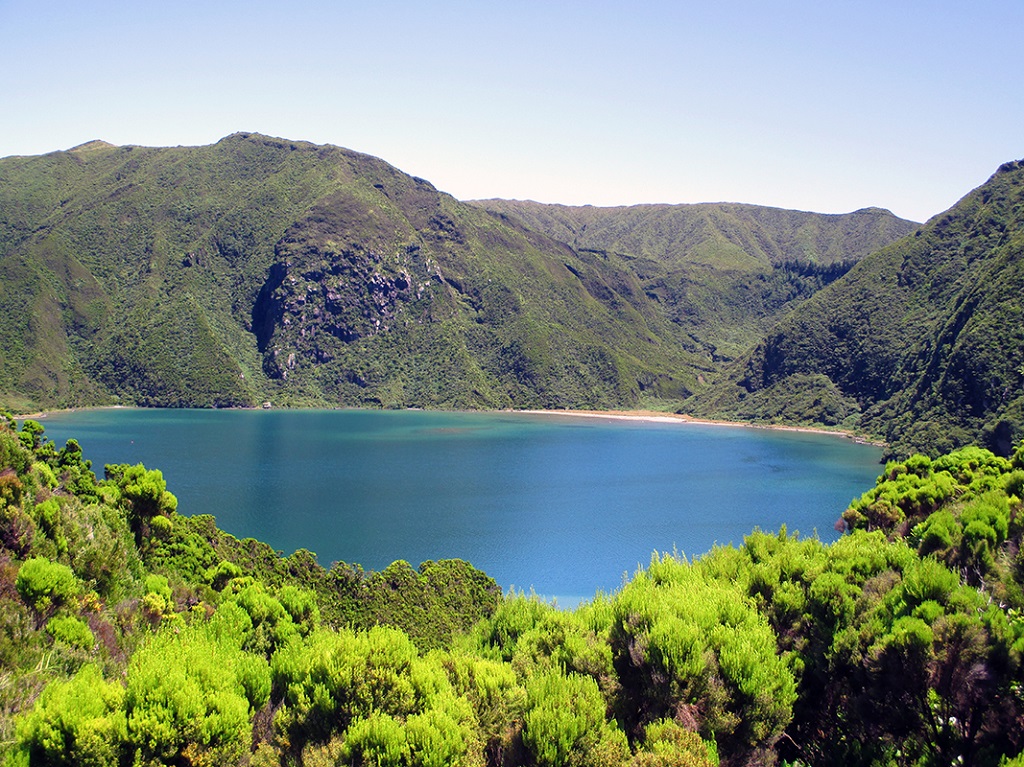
<box><xmin>15</xmin><ymin>557</ymin><xmax>78</xmax><ymax>618</ymax></box>
<box><xmin>523</xmin><ymin>669</ymin><xmax>627</xmax><ymax>767</ymax></box>
<box><xmin>13</xmin><ymin>664</ymin><xmax>126</xmax><ymax>767</ymax></box>
<box><xmin>46</xmin><ymin>615</ymin><xmax>94</xmax><ymax>651</ymax></box>
<box><xmin>123</xmin><ymin>623</ymin><xmax>270</xmax><ymax>766</ymax></box>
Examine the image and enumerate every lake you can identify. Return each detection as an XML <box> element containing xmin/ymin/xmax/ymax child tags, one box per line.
<box><xmin>32</xmin><ymin>408</ymin><xmax>882</xmax><ymax>603</ymax></box>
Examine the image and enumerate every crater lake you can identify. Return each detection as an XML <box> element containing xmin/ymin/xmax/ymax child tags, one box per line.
<box><xmin>32</xmin><ymin>408</ymin><xmax>882</xmax><ymax>603</ymax></box>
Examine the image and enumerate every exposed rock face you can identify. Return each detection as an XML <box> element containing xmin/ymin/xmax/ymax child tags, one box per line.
<box><xmin>252</xmin><ymin>217</ymin><xmax>427</xmax><ymax>380</ymax></box>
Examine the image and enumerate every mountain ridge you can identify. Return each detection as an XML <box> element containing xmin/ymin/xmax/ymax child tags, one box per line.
<box><xmin>471</xmin><ymin>197</ymin><xmax>918</xmax><ymax>360</ymax></box>
<box><xmin>0</xmin><ymin>132</ymin><xmax>915</xmax><ymax>415</ymax></box>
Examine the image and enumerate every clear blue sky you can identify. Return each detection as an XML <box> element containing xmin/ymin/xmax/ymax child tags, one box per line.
<box><xmin>2</xmin><ymin>0</ymin><xmax>1021</xmax><ymax>222</ymax></box>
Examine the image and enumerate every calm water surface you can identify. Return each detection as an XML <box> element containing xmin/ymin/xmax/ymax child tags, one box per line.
<box><xmin>34</xmin><ymin>409</ymin><xmax>882</xmax><ymax>602</ymax></box>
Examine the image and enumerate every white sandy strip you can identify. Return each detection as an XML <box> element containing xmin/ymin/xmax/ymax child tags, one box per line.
<box><xmin>513</xmin><ymin>409</ymin><xmax>873</xmax><ymax>442</ymax></box>
<box><xmin>516</xmin><ymin>409</ymin><xmax>729</xmax><ymax>426</ymax></box>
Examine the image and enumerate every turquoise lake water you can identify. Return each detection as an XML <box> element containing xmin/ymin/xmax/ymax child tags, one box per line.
<box><xmin>33</xmin><ymin>409</ymin><xmax>882</xmax><ymax>603</ymax></box>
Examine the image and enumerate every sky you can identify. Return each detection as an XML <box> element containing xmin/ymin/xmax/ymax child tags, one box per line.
<box><xmin>1</xmin><ymin>1</ymin><xmax>1021</xmax><ymax>223</ymax></box>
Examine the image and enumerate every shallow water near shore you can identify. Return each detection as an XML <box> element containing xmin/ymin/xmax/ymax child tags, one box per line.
<box><xmin>34</xmin><ymin>408</ymin><xmax>882</xmax><ymax>603</ymax></box>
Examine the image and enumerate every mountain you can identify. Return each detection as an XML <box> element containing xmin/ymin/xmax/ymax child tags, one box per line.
<box><xmin>0</xmin><ymin>133</ymin><xmax>915</xmax><ymax>413</ymax></box>
<box><xmin>690</xmin><ymin>160</ymin><xmax>1024</xmax><ymax>457</ymax></box>
<box><xmin>0</xmin><ymin>133</ymin><xmax>699</xmax><ymax>411</ymax></box>
<box><xmin>470</xmin><ymin>199</ymin><xmax>918</xmax><ymax>360</ymax></box>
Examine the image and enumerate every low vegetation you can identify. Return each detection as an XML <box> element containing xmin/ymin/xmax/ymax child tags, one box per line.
<box><xmin>1</xmin><ymin>414</ymin><xmax>1023</xmax><ymax>766</ymax></box>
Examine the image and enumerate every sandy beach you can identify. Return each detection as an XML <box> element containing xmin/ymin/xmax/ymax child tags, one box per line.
<box><xmin>515</xmin><ymin>408</ymin><xmax>882</xmax><ymax>444</ymax></box>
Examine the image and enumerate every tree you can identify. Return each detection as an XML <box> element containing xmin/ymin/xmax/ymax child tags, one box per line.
<box><xmin>104</xmin><ymin>463</ymin><xmax>177</xmax><ymax>543</ymax></box>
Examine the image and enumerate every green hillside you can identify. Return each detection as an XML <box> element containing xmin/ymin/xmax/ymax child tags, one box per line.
<box><xmin>690</xmin><ymin>160</ymin><xmax>1024</xmax><ymax>457</ymax></box>
<box><xmin>471</xmin><ymin>199</ymin><xmax>915</xmax><ymax>268</ymax></box>
<box><xmin>0</xmin><ymin>134</ymin><xmax>915</xmax><ymax>412</ymax></box>
<box><xmin>472</xmin><ymin>199</ymin><xmax>918</xmax><ymax>360</ymax></box>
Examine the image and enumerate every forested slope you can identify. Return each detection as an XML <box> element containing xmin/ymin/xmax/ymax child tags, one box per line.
<box><xmin>2</xmin><ymin>416</ymin><xmax>1024</xmax><ymax>767</ymax></box>
<box><xmin>0</xmin><ymin>134</ymin><xmax>915</xmax><ymax>412</ymax></box>
<box><xmin>690</xmin><ymin>160</ymin><xmax>1024</xmax><ymax>457</ymax></box>
<box><xmin>0</xmin><ymin>134</ymin><xmax>696</xmax><ymax>411</ymax></box>
<box><xmin>472</xmin><ymin>200</ymin><xmax>917</xmax><ymax>361</ymax></box>
<box><xmin>471</xmin><ymin>199</ymin><xmax>915</xmax><ymax>269</ymax></box>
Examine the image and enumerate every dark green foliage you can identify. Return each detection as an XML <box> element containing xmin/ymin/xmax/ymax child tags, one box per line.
<box><xmin>473</xmin><ymin>202</ymin><xmax>914</xmax><ymax>272</ymax></box>
<box><xmin>359</xmin><ymin>559</ymin><xmax>503</xmax><ymax>649</ymax></box>
<box><xmin>475</xmin><ymin>200</ymin><xmax>914</xmax><ymax>363</ymax></box>
<box><xmin>3</xmin><ymin>134</ymin><xmax>1024</xmax><ymax>453</ymax></box>
<box><xmin>689</xmin><ymin>372</ymin><xmax>860</xmax><ymax>428</ymax></box>
<box><xmin>142</xmin><ymin>513</ymin><xmax>501</xmax><ymax>650</ymax></box>
<box><xmin>693</xmin><ymin>160</ymin><xmax>1024</xmax><ymax>456</ymax></box>
<box><xmin>0</xmin><ymin>135</ymin><xmax>689</xmax><ymax>412</ymax></box>
<box><xmin>0</xmin><ymin>134</ymin><xmax>918</xmax><ymax>415</ymax></box>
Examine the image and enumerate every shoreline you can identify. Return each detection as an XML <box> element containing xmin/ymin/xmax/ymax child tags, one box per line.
<box><xmin>10</xmin><ymin>404</ymin><xmax>132</xmax><ymax>421</ymax></box>
<box><xmin>515</xmin><ymin>408</ymin><xmax>881</xmax><ymax>444</ymax></box>
<box><xmin>9</xmin><ymin>403</ymin><xmax>884</xmax><ymax>447</ymax></box>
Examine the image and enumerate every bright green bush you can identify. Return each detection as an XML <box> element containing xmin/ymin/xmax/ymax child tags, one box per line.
<box><xmin>31</xmin><ymin>498</ymin><xmax>66</xmax><ymax>556</ymax></box>
<box><xmin>522</xmin><ymin>669</ymin><xmax>627</xmax><ymax>767</ymax></box>
<box><xmin>64</xmin><ymin>500</ymin><xmax>143</xmax><ymax>602</ymax></box>
<box><xmin>144</xmin><ymin>573</ymin><xmax>172</xmax><ymax>602</ymax></box>
<box><xmin>46</xmin><ymin>615</ymin><xmax>94</xmax><ymax>651</ymax></box>
<box><xmin>13</xmin><ymin>664</ymin><xmax>126</xmax><ymax>767</ymax></box>
<box><xmin>435</xmin><ymin>650</ymin><xmax>524</xmax><ymax>746</ymax></box>
<box><xmin>611</xmin><ymin>554</ymin><xmax>796</xmax><ymax>756</ymax></box>
<box><xmin>123</xmin><ymin>623</ymin><xmax>270</xmax><ymax>766</ymax></box>
<box><xmin>340</xmin><ymin>705</ymin><xmax>473</xmax><ymax>767</ymax></box>
<box><xmin>271</xmin><ymin>625</ymin><xmax>480</xmax><ymax>761</ymax></box>
<box><xmin>103</xmin><ymin>463</ymin><xmax>177</xmax><ymax>541</ymax></box>
<box><xmin>0</xmin><ymin>426</ymin><xmax>32</xmax><ymax>476</ymax></box>
<box><xmin>277</xmin><ymin>584</ymin><xmax>320</xmax><ymax>633</ymax></box>
<box><xmin>633</xmin><ymin>719</ymin><xmax>719</xmax><ymax>767</ymax></box>
<box><xmin>471</xmin><ymin>593</ymin><xmax>555</xmax><ymax>661</ymax></box>
<box><xmin>340</xmin><ymin>713</ymin><xmax>411</xmax><ymax>766</ymax></box>
<box><xmin>228</xmin><ymin>583</ymin><xmax>299</xmax><ymax>656</ymax></box>
<box><xmin>15</xmin><ymin>557</ymin><xmax>78</xmax><ymax>617</ymax></box>
<box><xmin>273</xmin><ymin>626</ymin><xmax>434</xmax><ymax>744</ymax></box>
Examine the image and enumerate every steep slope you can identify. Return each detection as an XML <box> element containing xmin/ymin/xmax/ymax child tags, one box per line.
<box><xmin>472</xmin><ymin>200</ymin><xmax>918</xmax><ymax>359</ymax></box>
<box><xmin>0</xmin><ymin>133</ymin><xmax>707</xmax><ymax>411</ymax></box>
<box><xmin>690</xmin><ymin>160</ymin><xmax>1024</xmax><ymax>457</ymax></box>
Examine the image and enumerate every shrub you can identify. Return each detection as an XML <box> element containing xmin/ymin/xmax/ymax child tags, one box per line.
<box><xmin>46</xmin><ymin>615</ymin><xmax>94</xmax><ymax>651</ymax></box>
<box><xmin>15</xmin><ymin>558</ymin><xmax>78</xmax><ymax>618</ymax></box>
<box><xmin>13</xmin><ymin>664</ymin><xmax>126</xmax><ymax>766</ymax></box>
